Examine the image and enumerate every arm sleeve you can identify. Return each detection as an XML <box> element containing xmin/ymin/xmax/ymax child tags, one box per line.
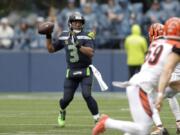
<box><xmin>172</xmin><ymin>46</ymin><xmax>180</xmax><ymax>56</ymax></box>
<box><xmin>52</xmin><ymin>38</ymin><xmax>65</xmax><ymax>51</ymax></box>
<box><xmin>83</xmin><ymin>39</ymin><xmax>94</xmax><ymax>49</ymax></box>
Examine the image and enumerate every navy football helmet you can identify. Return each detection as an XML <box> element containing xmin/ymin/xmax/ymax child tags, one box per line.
<box><xmin>68</xmin><ymin>12</ymin><xmax>85</xmax><ymax>32</ymax></box>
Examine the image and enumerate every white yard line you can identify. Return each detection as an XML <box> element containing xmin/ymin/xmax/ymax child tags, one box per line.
<box><xmin>0</xmin><ymin>92</ymin><xmax>179</xmax><ymax>100</ymax></box>
<box><xmin>0</xmin><ymin>92</ymin><xmax>128</xmax><ymax>99</ymax></box>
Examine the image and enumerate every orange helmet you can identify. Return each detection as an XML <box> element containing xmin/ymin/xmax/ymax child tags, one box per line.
<box><xmin>164</xmin><ymin>17</ymin><xmax>180</xmax><ymax>37</ymax></box>
<box><xmin>148</xmin><ymin>23</ymin><xmax>164</xmax><ymax>42</ymax></box>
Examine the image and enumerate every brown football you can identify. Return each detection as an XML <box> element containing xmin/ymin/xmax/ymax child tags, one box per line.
<box><xmin>38</xmin><ymin>21</ymin><xmax>54</xmax><ymax>35</ymax></box>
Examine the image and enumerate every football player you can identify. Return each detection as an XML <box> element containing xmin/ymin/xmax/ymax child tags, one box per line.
<box><xmin>148</xmin><ymin>22</ymin><xmax>180</xmax><ymax>135</ymax></box>
<box><xmin>45</xmin><ymin>12</ymin><xmax>100</xmax><ymax>127</ymax></box>
<box><xmin>92</xmin><ymin>18</ymin><xmax>179</xmax><ymax>135</ymax></box>
<box><xmin>155</xmin><ymin>17</ymin><xmax>180</xmax><ymax>134</ymax></box>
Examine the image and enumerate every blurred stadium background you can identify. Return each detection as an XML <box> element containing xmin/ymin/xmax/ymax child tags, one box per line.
<box><xmin>0</xmin><ymin>0</ymin><xmax>179</xmax><ymax>134</ymax></box>
<box><xmin>0</xmin><ymin>0</ymin><xmax>179</xmax><ymax>92</ymax></box>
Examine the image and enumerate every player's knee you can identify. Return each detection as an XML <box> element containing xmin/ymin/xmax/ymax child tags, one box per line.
<box><xmin>82</xmin><ymin>93</ymin><xmax>91</xmax><ymax>101</ymax></box>
<box><xmin>60</xmin><ymin>96</ymin><xmax>73</xmax><ymax>105</ymax></box>
<box><xmin>82</xmin><ymin>90</ymin><xmax>92</xmax><ymax>100</ymax></box>
<box><xmin>139</xmin><ymin>125</ymin><xmax>151</xmax><ymax>135</ymax></box>
<box><xmin>132</xmin><ymin>124</ymin><xmax>150</xmax><ymax>135</ymax></box>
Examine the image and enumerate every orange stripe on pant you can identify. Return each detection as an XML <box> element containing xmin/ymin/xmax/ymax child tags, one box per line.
<box><xmin>139</xmin><ymin>89</ymin><xmax>153</xmax><ymax>118</ymax></box>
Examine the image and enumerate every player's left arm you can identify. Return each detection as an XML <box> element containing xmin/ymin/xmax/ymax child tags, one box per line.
<box><xmin>79</xmin><ymin>45</ymin><xmax>94</xmax><ymax>58</ymax></box>
<box><xmin>77</xmin><ymin>32</ymin><xmax>95</xmax><ymax>58</ymax></box>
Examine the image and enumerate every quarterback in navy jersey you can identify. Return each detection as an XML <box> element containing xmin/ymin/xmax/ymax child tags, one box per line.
<box><xmin>46</xmin><ymin>12</ymin><xmax>100</xmax><ymax>127</ymax></box>
<box><xmin>53</xmin><ymin>30</ymin><xmax>94</xmax><ymax>69</ymax></box>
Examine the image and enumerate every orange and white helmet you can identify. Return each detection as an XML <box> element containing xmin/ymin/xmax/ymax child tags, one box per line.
<box><xmin>164</xmin><ymin>17</ymin><xmax>180</xmax><ymax>37</ymax></box>
<box><xmin>148</xmin><ymin>23</ymin><xmax>164</xmax><ymax>42</ymax></box>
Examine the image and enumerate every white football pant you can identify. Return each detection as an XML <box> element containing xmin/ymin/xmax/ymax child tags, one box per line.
<box><xmin>104</xmin><ymin>85</ymin><xmax>153</xmax><ymax>135</ymax></box>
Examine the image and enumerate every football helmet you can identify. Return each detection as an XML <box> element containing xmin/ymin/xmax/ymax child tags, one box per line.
<box><xmin>68</xmin><ymin>12</ymin><xmax>85</xmax><ymax>32</ymax></box>
<box><xmin>148</xmin><ymin>23</ymin><xmax>164</xmax><ymax>42</ymax></box>
<box><xmin>164</xmin><ymin>17</ymin><xmax>180</xmax><ymax>37</ymax></box>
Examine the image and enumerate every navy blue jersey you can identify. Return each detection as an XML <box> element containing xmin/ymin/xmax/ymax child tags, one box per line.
<box><xmin>52</xmin><ymin>31</ymin><xmax>94</xmax><ymax>69</ymax></box>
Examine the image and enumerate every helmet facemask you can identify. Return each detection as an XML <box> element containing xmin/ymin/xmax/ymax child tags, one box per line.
<box><xmin>68</xmin><ymin>12</ymin><xmax>85</xmax><ymax>33</ymax></box>
<box><xmin>164</xmin><ymin>17</ymin><xmax>180</xmax><ymax>37</ymax></box>
<box><xmin>148</xmin><ymin>23</ymin><xmax>164</xmax><ymax>42</ymax></box>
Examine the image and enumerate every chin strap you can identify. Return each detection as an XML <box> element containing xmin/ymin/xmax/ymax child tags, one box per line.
<box><xmin>73</xmin><ymin>30</ymin><xmax>81</xmax><ymax>33</ymax></box>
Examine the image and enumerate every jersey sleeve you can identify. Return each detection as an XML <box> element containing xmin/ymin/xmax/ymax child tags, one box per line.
<box><xmin>82</xmin><ymin>32</ymin><xmax>94</xmax><ymax>48</ymax></box>
<box><xmin>172</xmin><ymin>46</ymin><xmax>180</xmax><ymax>55</ymax></box>
<box><xmin>53</xmin><ymin>31</ymin><xmax>69</xmax><ymax>51</ymax></box>
<box><xmin>52</xmin><ymin>39</ymin><xmax>64</xmax><ymax>51</ymax></box>
<box><xmin>83</xmin><ymin>38</ymin><xmax>94</xmax><ymax>48</ymax></box>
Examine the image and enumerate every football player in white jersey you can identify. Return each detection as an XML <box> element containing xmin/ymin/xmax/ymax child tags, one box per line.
<box><xmin>148</xmin><ymin>22</ymin><xmax>180</xmax><ymax>135</ymax></box>
<box><xmin>155</xmin><ymin>17</ymin><xmax>180</xmax><ymax>134</ymax></box>
<box><xmin>92</xmin><ymin>18</ymin><xmax>180</xmax><ymax>135</ymax></box>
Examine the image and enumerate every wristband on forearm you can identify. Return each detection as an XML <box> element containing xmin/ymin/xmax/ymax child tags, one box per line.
<box><xmin>76</xmin><ymin>44</ymin><xmax>82</xmax><ymax>49</ymax></box>
<box><xmin>46</xmin><ymin>34</ymin><xmax>52</xmax><ymax>39</ymax></box>
<box><xmin>157</xmin><ymin>92</ymin><xmax>163</xmax><ymax>98</ymax></box>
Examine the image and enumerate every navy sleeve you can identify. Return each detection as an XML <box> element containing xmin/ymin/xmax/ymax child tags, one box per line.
<box><xmin>52</xmin><ymin>38</ymin><xmax>65</xmax><ymax>51</ymax></box>
<box><xmin>172</xmin><ymin>46</ymin><xmax>180</xmax><ymax>56</ymax></box>
<box><xmin>83</xmin><ymin>38</ymin><xmax>94</xmax><ymax>49</ymax></box>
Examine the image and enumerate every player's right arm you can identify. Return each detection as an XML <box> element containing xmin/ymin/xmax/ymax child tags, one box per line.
<box><xmin>46</xmin><ymin>34</ymin><xmax>55</xmax><ymax>53</ymax></box>
<box><xmin>158</xmin><ymin>45</ymin><xmax>180</xmax><ymax>93</ymax></box>
<box><xmin>46</xmin><ymin>34</ymin><xmax>65</xmax><ymax>53</ymax></box>
<box><xmin>156</xmin><ymin>46</ymin><xmax>180</xmax><ymax>111</ymax></box>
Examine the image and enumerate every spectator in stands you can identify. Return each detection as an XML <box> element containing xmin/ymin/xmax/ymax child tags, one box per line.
<box><xmin>47</xmin><ymin>6</ymin><xmax>62</xmax><ymax>40</ymax></box>
<box><xmin>161</xmin><ymin>0</ymin><xmax>180</xmax><ymax>20</ymax></box>
<box><xmin>80</xmin><ymin>0</ymin><xmax>99</xmax><ymax>13</ymax></box>
<box><xmin>116</xmin><ymin>0</ymin><xmax>132</xmax><ymax>38</ymax></box>
<box><xmin>81</xmin><ymin>3</ymin><xmax>98</xmax><ymax>32</ymax></box>
<box><xmin>130</xmin><ymin>2</ymin><xmax>143</xmax><ymax>25</ymax></box>
<box><xmin>30</xmin><ymin>17</ymin><xmax>47</xmax><ymax>49</ymax></box>
<box><xmin>145</xmin><ymin>0</ymin><xmax>166</xmax><ymax>24</ymax></box>
<box><xmin>14</xmin><ymin>19</ymin><xmax>34</xmax><ymax>50</ymax></box>
<box><xmin>0</xmin><ymin>18</ymin><xmax>14</xmax><ymax>49</ymax></box>
<box><xmin>129</xmin><ymin>12</ymin><xmax>140</xmax><ymax>27</ymax></box>
<box><xmin>57</xmin><ymin>0</ymin><xmax>79</xmax><ymax>30</ymax></box>
<box><xmin>97</xmin><ymin>0</ymin><xmax>122</xmax><ymax>49</ymax></box>
<box><xmin>95</xmin><ymin>9</ymin><xmax>112</xmax><ymax>49</ymax></box>
<box><xmin>101</xmin><ymin>0</ymin><xmax>121</xmax><ymax>35</ymax></box>
<box><xmin>124</xmin><ymin>24</ymin><xmax>148</xmax><ymax>79</ymax></box>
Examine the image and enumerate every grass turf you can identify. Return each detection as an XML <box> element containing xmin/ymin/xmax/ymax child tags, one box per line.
<box><xmin>0</xmin><ymin>92</ymin><xmax>179</xmax><ymax>135</ymax></box>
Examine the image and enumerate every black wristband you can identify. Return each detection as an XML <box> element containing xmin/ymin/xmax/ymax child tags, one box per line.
<box><xmin>46</xmin><ymin>34</ymin><xmax>52</xmax><ymax>39</ymax></box>
<box><xmin>76</xmin><ymin>44</ymin><xmax>81</xmax><ymax>49</ymax></box>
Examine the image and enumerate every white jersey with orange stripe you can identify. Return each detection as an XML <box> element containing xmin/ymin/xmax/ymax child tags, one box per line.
<box><xmin>129</xmin><ymin>38</ymin><xmax>174</xmax><ymax>94</ymax></box>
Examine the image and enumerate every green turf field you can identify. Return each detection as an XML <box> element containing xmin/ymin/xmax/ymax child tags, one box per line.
<box><xmin>0</xmin><ymin>92</ymin><xmax>179</xmax><ymax>135</ymax></box>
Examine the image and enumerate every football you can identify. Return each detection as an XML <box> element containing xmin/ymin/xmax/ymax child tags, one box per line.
<box><xmin>38</xmin><ymin>21</ymin><xmax>54</xmax><ymax>35</ymax></box>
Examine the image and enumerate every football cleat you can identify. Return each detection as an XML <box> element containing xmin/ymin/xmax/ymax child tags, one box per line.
<box><xmin>58</xmin><ymin>110</ymin><xmax>66</xmax><ymax>127</ymax></box>
<box><xmin>94</xmin><ymin>118</ymin><xmax>99</xmax><ymax>124</ymax></box>
<box><xmin>176</xmin><ymin>121</ymin><xmax>180</xmax><ymax>134</ymax></box>
<box><xmin>150</xmin><ymin>127</ymin><xmax>169</xmax><ymax>135</ymax></box>
<box><xmin>92</xmin><ymin>114</ymin><xmax>109</xmax><ymax>135</ymax></box>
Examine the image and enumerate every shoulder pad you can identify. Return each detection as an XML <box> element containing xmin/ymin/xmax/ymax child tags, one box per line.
<box><xmin>87</xmin><ymin>32</ymin><xmax>96</xmax><ymax>39</ymax></box>
<box><xmin>61</xmin><ymin>31</ymin><xmax>69</xmax><ymax>36</ymax></box>
<box><xmin>58</xmin><ymin>31</ymin><xmax>69</xmax><ymax>40</ymax></box>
